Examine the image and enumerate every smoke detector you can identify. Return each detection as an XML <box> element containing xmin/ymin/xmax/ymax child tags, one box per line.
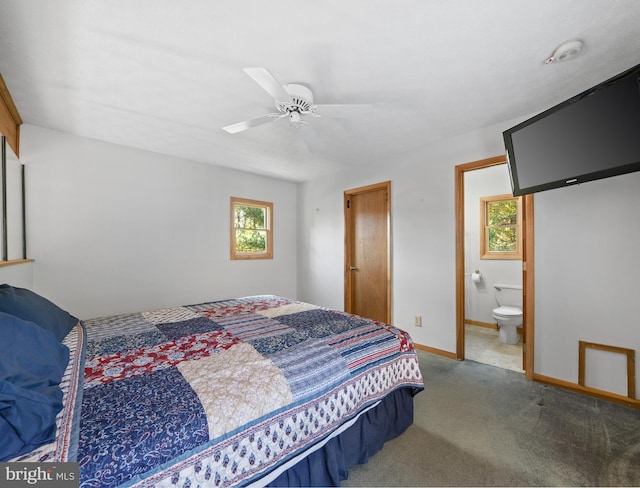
<box><xmin>544</xmin><ymin>39</ymin><xmax>584</xmax><ymax>64</ymax></box>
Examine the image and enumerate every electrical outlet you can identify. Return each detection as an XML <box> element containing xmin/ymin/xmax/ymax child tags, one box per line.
<box><xmin>414</xmin><ymin>315</ymin><xmax>422</xmax><ymax>327</ymax></box>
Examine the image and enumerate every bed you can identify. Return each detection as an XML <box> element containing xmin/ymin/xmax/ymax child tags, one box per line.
<box><xmin>1</xmin><ymin>286</ymin><xmax>424</xmax><ymax>487</ymax></box>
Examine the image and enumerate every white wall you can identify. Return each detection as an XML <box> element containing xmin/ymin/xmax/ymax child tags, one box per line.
<box><xmin>535</xmin><ymin>172</ymin><xmax>640</xmax><ymax>396</ymax></box>
<box><xmin>0</xmin><ymin>261</ymin><xmax>33</xmax><ymax>289</ymax></box>
<box><xmin>19</xmin><ymin>125</ymin><xmax>298</xmax><ymax>319</ymax></box>
<box><xmin>0</xmin><ymin>157</ymin><xmax>25</xmax><ymax>261</ymax></box>
<box><xmin>13</xmin><ymin>119</ymin><xmax>639</xmax><ymax>397</ymax></box>
<box><xmin>464</xmin><ymin>164</ymin><xmax>522</xmax><ymax>323</ymax></box>
<box><xmin>0</xmin><ymin>142</ymin><xmax>33</xmax><ymax>289</ymax></box>
<box><xmin>298</xmin><ymin>121</ymin><xmax>517</xmax><ymax>353</ymax></box>
<box><xmin>297</xmin><ymin>119</ymin><xmax>640</xmax><ymax>396</ymax></box>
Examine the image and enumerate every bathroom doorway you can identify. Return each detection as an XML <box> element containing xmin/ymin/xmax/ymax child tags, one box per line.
<box><xmin>455</xmin><ymin>156</ymin><xmax>535</xmax><ymax>378</ymax></box>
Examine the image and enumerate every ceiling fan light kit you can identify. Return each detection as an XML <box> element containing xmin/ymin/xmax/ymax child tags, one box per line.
<box><xmin>287</xmin><ymin>110</ymin><xmax>306</xmax><ymax>129</ymax></box>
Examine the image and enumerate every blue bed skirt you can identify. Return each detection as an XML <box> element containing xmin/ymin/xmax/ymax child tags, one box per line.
<box><xmin>267</xmin><ymin>387</ymin><xmax>417</xmax><ymax>487</ymax></box>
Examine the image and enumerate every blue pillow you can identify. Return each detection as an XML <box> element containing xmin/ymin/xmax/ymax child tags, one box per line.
<box><xmin>0</xmin><ymin>312</ymin><xmax>69</xmax><ymax>461</ymax></box>
<box><xmin>0</xmin><ymin>381</ymin><xmax>63</xmax><ymax>461</ymax></box>
<box><xmin>0</xmin><ymin>284</ymin><xmax>78</xmax><ymax>342</ymax></box>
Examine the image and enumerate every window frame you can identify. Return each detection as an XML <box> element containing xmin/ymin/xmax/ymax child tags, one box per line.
<box><xmin>480</xmin><ymin>193</ymin><xmax>522</xmax><ymax>260</ymax></box>
<box><xmin>230</xmin><ymin>196</ymin><xmax>273</xmax><ymax>260</ymax></box>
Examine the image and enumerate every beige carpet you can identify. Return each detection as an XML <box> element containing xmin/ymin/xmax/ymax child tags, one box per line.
<box><xmin>342</xmin><ymin>349</ymin><xmax>640</xmax><ymax>487</ymax></box>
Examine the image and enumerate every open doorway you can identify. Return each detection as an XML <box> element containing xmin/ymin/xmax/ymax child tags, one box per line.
<box><xmin>455</xmin><ymin>156</ymin><xmax>535</xmax><ymax>378</ymax></box>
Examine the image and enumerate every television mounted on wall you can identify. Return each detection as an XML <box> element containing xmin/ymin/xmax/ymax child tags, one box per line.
<box><xmin>503</xmin><ymin>62</ymin><xmax>640</xmax><ymax>196</ymax></box>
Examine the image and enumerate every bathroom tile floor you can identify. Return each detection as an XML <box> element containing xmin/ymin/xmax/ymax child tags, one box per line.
<box><xmin>465</xmin><ymin>324</ymin><xmax>523</xmax><ymax>373</ymax></box>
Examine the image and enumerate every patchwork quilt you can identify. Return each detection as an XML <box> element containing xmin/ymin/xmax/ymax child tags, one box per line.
<box><xmin>22</xmin><ymin>295</ymin><xmax>424</xmax><ymax>487</ymax></box>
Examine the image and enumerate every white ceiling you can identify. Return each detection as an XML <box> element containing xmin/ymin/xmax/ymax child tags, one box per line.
<box><xmin>1</xmin><ymin>1</ymin><xmax>639</xmax><ymax>182</ymax></box>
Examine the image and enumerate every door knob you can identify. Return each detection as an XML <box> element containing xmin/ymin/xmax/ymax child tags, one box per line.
<box><xmin>349</xmin><ymin>266</ymin><xmax>358</xmax><ymax>270</ymax></box>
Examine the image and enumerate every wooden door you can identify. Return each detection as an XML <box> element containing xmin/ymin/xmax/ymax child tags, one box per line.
<box><xmin>344</xmin><ymin>181</ymin><xmax>391</xmax><ymax>323</ymax></box>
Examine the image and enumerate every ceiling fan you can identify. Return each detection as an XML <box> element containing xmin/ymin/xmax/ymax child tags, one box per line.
<box><xmin>222</xmin><ymin>67</ymin><xmax>372</xmax><ymax>135</ymax></box>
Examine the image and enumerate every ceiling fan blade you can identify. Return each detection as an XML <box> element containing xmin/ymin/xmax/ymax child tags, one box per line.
<box><xmin>313</xmin><ymin>103</ymin><xmax>372</xmax><ymax>118</ymax></box>
<box><xmin>222</xmin><ymin>113</ymin><xmax>282</xmax><ymax>134</ymax></box>
<box><xmin>243</xmin><ymin>67</ymin><xmax>291</xmax><ymax>102</ymax></box>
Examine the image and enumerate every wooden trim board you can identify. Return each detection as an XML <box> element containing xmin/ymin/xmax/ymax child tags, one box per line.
<box><xmin>534</xmin><ymin>372</ymin><xmax>640</xmax><ymax>409</ymax></box>
<box><xmin>414</xmin><ymin>342</ymin><xmax>457</xmax><ymax>360</ymax></box>
<box><xmin>578</xmin><ymin>340</ymin><xmax>636</xmax><ymax>400</ymax></box>
<box><xmin>0</xmin><ymin>73</ymin><xmax>22</xmax><ymax>157</ymax></box>
<box><xmin>0</xmin><ymin>258</ymin><xmax>33</xmax><ymax>268</ymax></box>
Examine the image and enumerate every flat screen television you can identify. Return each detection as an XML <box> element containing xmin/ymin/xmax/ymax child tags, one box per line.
<box><xmin>503</xmin><ymin>62</ymin><xmax>640</xmax><ymax>196</ymax></box>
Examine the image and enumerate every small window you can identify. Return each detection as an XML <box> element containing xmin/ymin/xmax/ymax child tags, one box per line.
<box><xmin>480</xmin><ymin>194</ymin><xmax>522</xmax><ymax>260</ymax></box>
<box><xmin>230</xmin><ymin>197</ymin><xmax>273</xmax><ymax>260</ymax></box>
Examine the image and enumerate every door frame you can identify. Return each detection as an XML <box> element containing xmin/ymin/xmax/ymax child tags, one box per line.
<box><xmin>455</xmin><ymin>156</ymin><xmax>534</xmax><ymax>378</ymax></box>
<box><xmin>344</xmin><ymin>180</ymin><xmax>392</xmax><ymax>324</ymax></box>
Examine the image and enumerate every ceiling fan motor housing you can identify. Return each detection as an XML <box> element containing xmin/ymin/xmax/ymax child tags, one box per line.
<box><xmin>278</xmin><ymin>83</ymin><xmax>314</xmax><ymax>114</ymax></box>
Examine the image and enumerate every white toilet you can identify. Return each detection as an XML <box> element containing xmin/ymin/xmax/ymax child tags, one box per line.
<box><xmin>492</xmin><ymin>284</ymin><xmax>523</xmax><ymax>344</ymax></box>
